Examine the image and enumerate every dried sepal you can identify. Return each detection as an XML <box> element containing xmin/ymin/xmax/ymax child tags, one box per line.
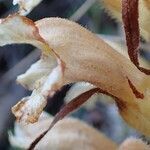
<box><xmin>13</xmin><ymin>0</ymin><xmax>43</xmax><ymax>15</ymax></box>
<box><xmin>122</xmin><ymin>0</ymin><xmax>150</xmax><ymax>75</ymax></box>
<box><xmin>101</xmin><ymin>0</ymin><xmax>150</xmax><ymax>74</ymax></box>
<box><xmin>12</xmin><ymin>57</ymin><xmax>64</xmax><ymax>123</ymax></box>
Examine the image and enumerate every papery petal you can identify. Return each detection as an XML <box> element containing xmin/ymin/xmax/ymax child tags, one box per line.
<box><xmin>17</xmin><ymin>55</ymin><xmax>57</xmax><ymax>90</ymax></box>
<box><xmin>0</xmin><ymin>14</ymin><xmax>64</xmax><ymax>123</ymax></box>
<box><xmin>0</xmin><ymin>14</ymin><xmax>45</xmax><ymax>47</ymax></box>
<box><xmin>12</xmin><ymin>90</ymin><xmax>47</xmax><ymax>123</ymax></box>
<box><xmin>36</xmin><ymin>18</ymin><xmax>150</xmax><ymax>135</ymax></box>
<box><xmin>13</xmin><ymin>0</ymin><xmax>43</xmax><ymax>15</ymax></box>
<box><xmin>12</xmin><ymin>60</ymin><xmax>64</xmax><ymax>123</ymax></box>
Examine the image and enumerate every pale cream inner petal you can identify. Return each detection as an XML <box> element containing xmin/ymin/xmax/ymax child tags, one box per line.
<box><xmin>36</xmin><ymin>17</ymin><xmax>150</xmax><ymax>136</ymax></box>
<box><xmin>12</xmin><ymin>56</ymin><xmax>64</xmax><ymax>123</ymax></box>
<box><xmin>0</xmin><ymin>14</ymin><xmax>65</xmax><ymax>124</ymax></box>
<box><xmin>17</xmin><ymin>55</ymin><xmax>57</xmax><ymax>90</ymax></box>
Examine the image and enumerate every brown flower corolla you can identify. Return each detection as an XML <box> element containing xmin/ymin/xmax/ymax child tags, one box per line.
<box><xmin>0</xmin><ymin>14</ymin><xmax>149</xmax><ymax>149</ymax></box>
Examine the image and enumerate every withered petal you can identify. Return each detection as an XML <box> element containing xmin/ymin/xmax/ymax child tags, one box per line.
<box><xmin>35</xmin><ymin>17</ymin><xmax>150</xmax><ymax>135</ymax></box>
<box><xmin>0</xmin><ymin>14</ymin><xmax>65</xmax><ymax>123</ymax></box>
<box><xmin>17</xmin><ymin>56</ymin><xmax>57</xmax><ymax>90</ymax></box>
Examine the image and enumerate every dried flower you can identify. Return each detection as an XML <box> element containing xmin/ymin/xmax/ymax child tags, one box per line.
<box><xmin>0</xmin><ymin>13</ymin><xmax>149</xmax><ymax>148</ymax></box>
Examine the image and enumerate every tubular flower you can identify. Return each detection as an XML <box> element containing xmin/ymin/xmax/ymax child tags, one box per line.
<box><xmin>0</xmin><ymin>14</ymin><xmax>149</xmax><ymax>148</ymax></box>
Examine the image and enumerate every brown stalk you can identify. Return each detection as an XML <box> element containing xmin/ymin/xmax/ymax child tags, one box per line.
<box><xmin>122</xmin><ymin>0</ymin><xmax>150</xmax><ymax>75</ymax></box>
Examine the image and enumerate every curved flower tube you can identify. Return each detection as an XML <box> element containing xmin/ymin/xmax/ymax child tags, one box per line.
<box><xmin>36</xmin><ymin>16</ymin><xmax>150</xmax><ymax>135</ymax></box>
<box><xmin>0</xmin><ymin>14</ymin><xmax>149</xmax><ymax>148</ymax></box>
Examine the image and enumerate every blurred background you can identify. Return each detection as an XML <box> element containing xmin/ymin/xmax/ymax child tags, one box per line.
<box><xmin>0</xmin><ymin>0</ymin><xmax>149</xmax><ymax>149</ymax></box>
